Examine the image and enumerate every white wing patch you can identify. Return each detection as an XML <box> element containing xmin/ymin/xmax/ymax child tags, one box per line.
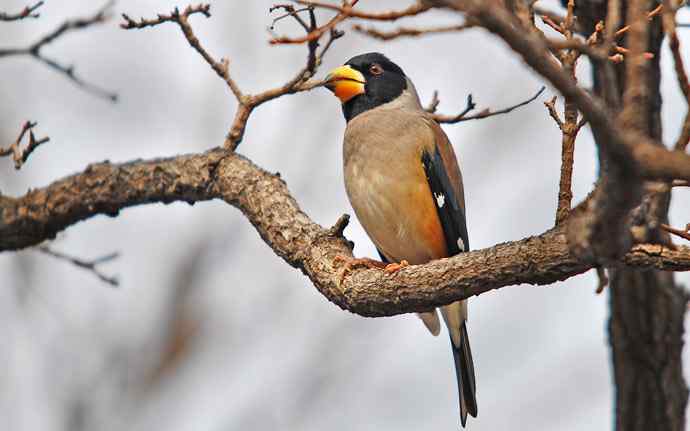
<box><xmin>457</xmin><ymin>237</ymin><xmax>466</xmax><ymax>252</ymax></box>
<box><xmin>434</xmin><ymin>192</ymin><xmax>445</xmax><ymax>208</ymax></box>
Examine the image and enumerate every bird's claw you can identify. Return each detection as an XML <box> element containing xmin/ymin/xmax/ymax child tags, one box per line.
<box><xmin>333</xmin><ymin>256</ymin><xmax>410</xmax><ymax>285</ymax></box>
<box><xmin>333</xmin><ymin>255</ymin><xmax>387</xmax><ymax>285</ymax></box>
<box><xmin>384</xmin><ymin>260</ymin><xmax>409</xmax><ymax>274</ymax></box>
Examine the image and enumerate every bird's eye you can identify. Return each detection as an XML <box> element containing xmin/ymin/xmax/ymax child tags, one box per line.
<box><xmin>369</xmin><ymin>64</ymin><xmax>383</xmax><ymax>75</ymax></box>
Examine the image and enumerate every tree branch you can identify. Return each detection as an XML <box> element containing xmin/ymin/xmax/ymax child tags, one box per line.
<box><xmin>122</xmin><ymin>4</ymin><xmax>339</xmax><ymax>150</ymax></box>
<box><xmin>352</xmin><ymin>22</ymin><xmax>474</xmax><ymax>41</ymax></box>
<box><xmin>662</xmin><ymin>0</ymin><xmax>690</xmax><ymax>151</ymax></box>
<box><xmin>37</xmin><ymin>246</ymin><xmax>119</xmax><ymax>287</ymax></box>
<box><xmin>1</xmin><ymin>148</ymin><xmax>689</xmax><ymax>317</ymax></box>
<box><xmin>431</xmin><ymin>86</ymin><xmax>545</xmax><ymax>124</ymax></box>
<box><xmin>0</xmin><ymin>1</ymin><xmax>117</xmax><ymax>101</ymax></box>
<box><xmin>0</xmin><ymin>1</ymin><xmax>43</xmax><ymax>21</ymax></box>
<box><xmin>0</xmin><ymin>121</ymin><xmax>49</xmax><ymax>169</ymax></box>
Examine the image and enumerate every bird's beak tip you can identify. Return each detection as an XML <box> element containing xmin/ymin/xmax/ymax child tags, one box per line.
<box><xmin>324</xmin><ymin>65</ymin><xmax>365</xmax><ymax>103</ymax></box>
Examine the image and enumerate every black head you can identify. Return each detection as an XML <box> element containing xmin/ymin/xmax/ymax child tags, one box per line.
<box><xmin>325</xmin><ymin>52</ymin><xmax>408</xmax><ymax>122</ymax></box>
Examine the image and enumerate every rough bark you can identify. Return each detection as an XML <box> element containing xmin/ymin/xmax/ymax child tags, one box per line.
<box><xmin>2</xmin><ymin>147</ymin><xmax>689</xmax><ymax>318</ymax></box>
<box><xmin>573</xmin><ymin>1</ymin><xmax>689</xmax><ymax>429</ymax></box>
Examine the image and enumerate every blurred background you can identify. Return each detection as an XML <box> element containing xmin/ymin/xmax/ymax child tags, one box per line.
<box><xmin>1</xmin><ymin>1</ymin><xmax>688</xmax><ymax>430</ymax></box>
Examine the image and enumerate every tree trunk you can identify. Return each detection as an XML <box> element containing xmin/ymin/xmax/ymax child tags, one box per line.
<box><xmin>574</xmin><ymin>1</ymin><xmax>688</xmax><ymax>429</ymax></box>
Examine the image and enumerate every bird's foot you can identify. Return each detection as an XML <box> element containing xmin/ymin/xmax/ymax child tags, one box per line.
<box><xmin>384</xmin><ymin>260</ymin><xmax>409</xmax><ymax>274</ymax></box>
<box><xmin>333</xmin><ymin>255</ymin><xmax>387</xmax><ymax>285</ymax></box>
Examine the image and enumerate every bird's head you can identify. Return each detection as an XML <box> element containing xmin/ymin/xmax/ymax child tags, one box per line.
<box><xmin>325</xmin><ymin>52</ymin><xmax>408</xmax><ymax>121</ymax></box>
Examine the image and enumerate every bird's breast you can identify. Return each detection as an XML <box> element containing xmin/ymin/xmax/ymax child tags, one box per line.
<box><xmin>343</xmin><ymin>121</ymin><xmax>447</xmax><ymax>264</ymax></box>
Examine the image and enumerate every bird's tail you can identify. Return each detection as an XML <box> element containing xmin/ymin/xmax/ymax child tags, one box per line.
<box><xmin>450</xmin><ymin>321</ymin><xmax>477</xmax><ymax>428</ymax></box>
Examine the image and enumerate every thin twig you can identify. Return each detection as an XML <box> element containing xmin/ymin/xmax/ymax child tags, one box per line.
<box><xmin>0</xmin><ymin>121</ymin><xmax>49</xmax><ymax>169</ymax></box>
<box><xmin>614</xmin><ymin>3</ymin><xmax>663</xmax><ymax>37</ymax></box>
<box><xmin>534</xmin><ymin>5</ymin><xmax>570</xmax><ymax>30</ymax></box>
<box><xmin>432</xmin><ymin>86</ymin><xmax>545</xmax><ymax>124</ymax></box>
<box><xmin>37</xmin><ymin>246</ymin><xmax>120</xmax><ymax>287</ymax></box>
<box><xmin>662</xmin><ymin>0</ymin><xmax>690</xmax><ymax>151</ymax></box>
<box><xmin>120</xmin><ymin>4</ymin><xmax>210</xmax><ymax>29</ymax></box>
<box><xmin>544</xmin><ymin>96</ymin><xmax>564</xmax><ymax>129</ymax></box>
<box><xmin>270</xmin><ymin>0</ymin><xmax>360</xmax><ymax>44</ymax></box>
<box><xmin>660</xmin><ymin>223</ymin><xmax>690</xmax><ymax>242</ymax></box>
<box><xmin>268</xmin><ymin>5</ymin><xmax>321</xmax><ymax>75</ymax></box>
<box><xmin>543</xmin><ymin>1</ymin><xmax>584</xmax><ymax>226</ymax></box>
<box><xmin>352</xmin><ymin>22</ymin><xmax>474</xmax><ymax>41</ymax></box>
<box><xmin>595</xmin><ymin>266</ymin><xmax>609</xmax><ymax>294</ymax></box>
<box><xmin>425</xmin><ymin>90</ymin><xmax>440</xmax><ymax>113</ymax></box>
<box><xmin>0</xmin><ymin>1</ymin><xmax>117</xmax><ymax>101</ymax></box>
<box><xmin>122</xmin><ymin>5</ymin><xmax>242</xmax><ymax>100</ymax></box>
<box><xmin>269</xmin><ymin>0</ymin><xmax>434</xmax><ymax>44</ymax></box>
<box><xmin>0</xmin><ymin>1</ymin><xmax>44</xmax><ymax>21</ymax></box>
<box><xmin>269</xmin><ymin>5</ymin><xmax>312</xmax><ymax>31</ymax></box>
<box><xmin>122</xmin><ymin>3</ymin><xmax>342</xmax><ymax>150</ymax></box>
<box><xmin>294</xmin><ymin>0</ymin><xmax>428</xmax><ymax>20</ymax></box>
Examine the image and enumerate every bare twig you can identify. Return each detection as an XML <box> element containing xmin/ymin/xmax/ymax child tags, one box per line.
<box><xmin>120</xmin><ymin>4</ymin><xmax>211</xmax><ymax>29</ymax></box>
<box><xmin>269</xmin><ymin>4</ymin><xmax>312</xmax><ymax>31</ymax></box>
<box><xmin>37</xmin><ymin>246</ymin><xmax>119</xmax><ymax>287</ymax></box>
<box><xmin>534</xmin><ymin>5</ymin><xmax>569</xmax><ymax>30</ymax></box>
<box><xmin>544</xmin><ymin>96</ymin><xmax>564</xmax><ymax>129</ymax></box>
<box><xmin>123</xmin><ymin>3</ymin><xmax>341</xmax><ymax>150</ymax></box>
<box><xmin>230</xmin><ymin>16</ymin><xmax>343</xmax><ymax>148</ymax></box>
<box><xmin>269</xmin><ymin>0</ymin><xmax>435</xmax><ymax>44</ymax></box>
<box><xmin>268</xmin><ymin>5</ymin><xmax>322</xmax><ymax>76</ymax></box>
<box><xmin>0</xmin><ymin>121</ymin><xmax>49</xmax><ymax>169</ymax></box>
<box><xmin>614</xmin><ymin>3</ymin><xmax>663</xmax><ymax>37</ymax></box>
<box><xmin>293</xmin><ymin>0</ymin><xmax>430</xmax><ymax>21</ymax></box>
<box><xmin>0</xmin><ymin>1</ymin><xmax>117</xmax><ymax>101</ymax></box>
<box><xmin>431</xmin><ymin>86</ymin><xmax>545</xmax><ymax>124</ymax></box>
<box><xmin>352</xmin><ymin>22</ymin><xmax>474</xmax><ymax>41</ymax></box>
<box><xmin>269</xmin><ymin>0</ymin><xmax>361</xmax><ymax>44</ymax></box>
<box><xmin>595</xmin><ymin>266</ymin><xmax>609</xmax><ymax>294</ymax></box>
<box><xmin>122</xmin><ymin>5</ymin><xmax>242</xmax><ymax>100</ymax></box>
<box><xmin>425</xmin><ymin>90</ymin><xmax>441</xmax><ymax>113</ymax></box>
<box><xmin>660</xmin><ymin>223</ymin><xmax>690</xmax><ymax>242</ymax></box>
<box><xmin>543</xmin><ymin>1</ymin><xmax>584</xmax><ymax>226</ymax></box>
<box><xmin>0</xmin><ymin>1</ymin><xmax>44</xmax><ymax>21</ymax></box>
<box><xmin>662</xmin><ymin>0</ymin><xmax>690</xmax><ymax>151</ymax></box>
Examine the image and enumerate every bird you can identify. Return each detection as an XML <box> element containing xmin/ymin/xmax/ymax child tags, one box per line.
<box><xmin>324</xmin><ymin>52</ymin><xmax>477</xmax><ymax>428</ymax></box>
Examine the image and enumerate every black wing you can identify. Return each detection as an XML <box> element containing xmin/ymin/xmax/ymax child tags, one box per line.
<box><xmin>376</xmin><ymin>249</ymin><xmax>389</xmax><ymax>263</ymax></box>
<box><xmin>421</xmin><ymin>146</ymin><xmax>469</xmax><ymax>255</ymax></box>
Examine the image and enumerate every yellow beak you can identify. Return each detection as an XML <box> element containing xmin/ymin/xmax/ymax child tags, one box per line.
<box><xmin>325</xmin><ymin>65</ymin><xmax>365</xmax><ymax>103</ymax></box>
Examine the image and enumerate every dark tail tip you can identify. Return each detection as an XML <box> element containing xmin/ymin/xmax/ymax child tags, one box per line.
<box><xmin>451</xmin><ymin>322</ymin><xmax>477</xmax><ymax>428</ymax></box>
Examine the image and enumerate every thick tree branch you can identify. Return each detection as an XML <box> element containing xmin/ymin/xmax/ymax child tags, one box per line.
<box><xmin>1</xmin><ymin>148</ymin><xmax>689</xmax><ymax>317</ymax></box>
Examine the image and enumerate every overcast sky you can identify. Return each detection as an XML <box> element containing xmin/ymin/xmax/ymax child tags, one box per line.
<box><xmin>1</xmin><ymin>1</ymin><xmax>688</xmax><ymax>430</ymax></box>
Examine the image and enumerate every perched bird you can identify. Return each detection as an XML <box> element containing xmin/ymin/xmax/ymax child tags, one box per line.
<box><xmin>324</xmin><ymin>52</ymin><xmax>477</xmax><ymax>427</ymax></box>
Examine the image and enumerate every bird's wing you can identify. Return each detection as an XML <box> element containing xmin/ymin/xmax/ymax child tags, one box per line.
<box><xmin>420</xmin><ymin>119</ymin><xmax>469</xmax><ymax>255</ymax></box>
<box><xmin>422</xmin><ymin>118</ymin><xmax>477</xmax><ymax>425</ymax></box>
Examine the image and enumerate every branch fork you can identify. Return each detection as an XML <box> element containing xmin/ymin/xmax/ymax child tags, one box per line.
<box><xmin>0</xmin><ymin>121</ymin><xmax>49</xmax><ymax>169</ymax></box>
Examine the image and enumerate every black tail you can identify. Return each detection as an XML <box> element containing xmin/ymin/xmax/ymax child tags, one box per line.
<box><xmin>450</xmin><ymin>322</ymin><xmax>477</xmax><ymax>427</ymax></box>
